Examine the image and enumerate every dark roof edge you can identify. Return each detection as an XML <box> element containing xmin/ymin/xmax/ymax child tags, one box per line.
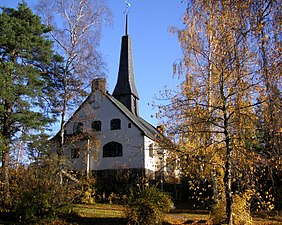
<box><xmin>106</xmin><ymin>93</ymin><xmax>161</xmax><ymax>140</ymax></box>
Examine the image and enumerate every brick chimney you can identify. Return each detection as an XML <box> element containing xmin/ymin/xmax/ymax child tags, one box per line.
<box><xmin>92</xmin><ymin>78</ymin><xmax>106</xmax><ymax>93</ymax></box>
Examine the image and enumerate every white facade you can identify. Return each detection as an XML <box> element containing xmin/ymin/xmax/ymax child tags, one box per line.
<box><xmin>60</xmin><ymin>88</ymin><xmax>162</xmax><ymax>176</ymax></box>
<box><xmin>50</xmin><ymin>18</ymin><xmax>178</xmax><ymax>180</ymax></box>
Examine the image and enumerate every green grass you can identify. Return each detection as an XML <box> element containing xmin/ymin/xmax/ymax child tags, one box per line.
<box><xmin>72</xmin><ymin>203</ymin><xmax>125</xmax><ymax>218</ymax></box>
<box><xmin>70</xmin><ymin>204</ymin><xmax>282</xmax><ymax>225</ymax></box>
<box><xmin>69</xmin><ymin>204</ymin><xmax>282</xmax><ymax>224</ymax></box>
<box><xmin>59</xmin><ymin>204</ymin><xmax>127</xmax><ymax>225</ymax></box>
<box><xmin>1</xmin><ymin>204</ymin><xmax>281</xmax><ymax>224</ymax></box>
<box><xmin>68</xmin><ymin>204</ymin><xmax>210</xmax><ymax>225</ymax></box>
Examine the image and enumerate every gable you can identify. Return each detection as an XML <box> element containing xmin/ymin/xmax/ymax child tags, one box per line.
<box><xmin>107</xmin><ymin>94</ymin><xmax>161</xmax><ymax>140</ymax></box>
<box><xmin>63</xmin><ymin>91</ymin><xmax>139</xmax><ymax>136</ymax></box>
<box><xmin>60</xmin><ymin>89</ymin><xmax>161</xmax><ymax>141</ymax></box>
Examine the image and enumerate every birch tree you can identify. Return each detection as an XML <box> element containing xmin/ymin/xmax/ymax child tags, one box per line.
<box><xmin>156</xmin><ymin>0</ymin><xmax>281</xmax><ymax>224</ymax></box>
<box><xmin>36</xmin><ymin>0</ymin><xmax>111</xmax><ymax>152</ymax></box>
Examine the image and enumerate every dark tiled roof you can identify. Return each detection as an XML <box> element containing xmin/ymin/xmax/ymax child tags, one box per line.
<box><xmin>107</xmin><ymin>93</ymin><xmax>161</xmax><ymax>140</ymax></box>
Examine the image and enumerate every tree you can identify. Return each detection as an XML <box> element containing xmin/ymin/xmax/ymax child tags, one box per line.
<box><xmin>252</xmin><ymin>0</ymin><xmax>281</xmax><ymax>163</ymax></box>
<box><xmin>250</xmin><ymin>0</ymin><xmax>282</xmax><ymax>211</ymax></box>
<box><xmin>0</xmin><ymin>3</ymin><xmax>59</xmax><ymax>208</ymax></box>
<box><xmin>156</xmin><ymin>0</ymin><xmax>281</xmax><ymax>224</ymax></box>
<box><xmin>36</xmin><ymin>0</ymin><xmax>111</xmax><ymax>154</ymax></box>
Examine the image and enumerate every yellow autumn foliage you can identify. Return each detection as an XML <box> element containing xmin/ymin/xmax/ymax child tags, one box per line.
<box><xmin>211</xmin><ymin>190</ymin><xmax>253</xmax><ymax>225</ymax></box>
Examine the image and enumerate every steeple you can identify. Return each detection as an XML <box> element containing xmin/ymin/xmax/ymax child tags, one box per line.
<box><xmin>112</xmin><ymin>13</ymin><xmax>139</xmax><ymax>116</ymax></box>
<box><xmin>125</xmin><ymin>14</ymin><xmax>128</xmax><ymax>35</ymax></box>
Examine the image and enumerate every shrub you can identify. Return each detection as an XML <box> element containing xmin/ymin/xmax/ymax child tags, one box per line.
<box><xmin>210</xmin><ymin>191</ymin><xmax>253</xmax><ymax>225</ymax></box>
<box><xmin>80</xmin><ymin>187</ymin><xmax>96</xmax><ymax>204</ymax></box>
<box><xmin>107</xmin><ymin>192</ymin><xmax>127</xmax><ymax>205</ymax></box>
<box><xmin>210</xmin><ymin>198</ymin><xmax>226</xmax><ymax>224</ymax></box>
<box><xmin>233</xmin><ymin>192</ymin><xmax>253</xmax><ymax>225</ymax></box>
<box><xmin>11</xmin><ymin>155</ymin><xmax>77</xmax><ymax>222</ymax></box>
<box><xmin>126</xmin><ymin>186</ymin><xmax>174</xmax><ymax>225</ymax></box>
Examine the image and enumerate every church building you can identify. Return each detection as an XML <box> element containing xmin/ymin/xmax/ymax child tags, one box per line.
<box><xmin>51</xmin><ymin>15</ymin><xmax>174</xmax><ymax>183</ymax></box>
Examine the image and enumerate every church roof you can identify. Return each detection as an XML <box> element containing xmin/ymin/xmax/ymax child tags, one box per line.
<box><xmin>107</xmin><ymin>93</ymin><xmax>161</xmax><ymax>140</ymax></box>
<box><xmin>51</xmin><ymin>89</ymin><xmax>162</xmax><ymax>141</ymax></box>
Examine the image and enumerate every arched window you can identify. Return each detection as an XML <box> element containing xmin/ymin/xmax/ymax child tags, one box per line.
<box><xmin>110</xmin><ymin>118</ymin><xmax>121</xmax><ymax>130</ymax></box>
<box><xmin>73</xmin><ymin>122</ymin><xmax>83</xmax><ymax>134</ymax></box>
<box><xmin>103</xmin><ymin>141</ymin><xmax>123</xmax><ymax>157</ymax></box>
<box><xmin>92</xmin><ymin>120</ymin><xmax>101</xmax><ymax>131</ymax></box>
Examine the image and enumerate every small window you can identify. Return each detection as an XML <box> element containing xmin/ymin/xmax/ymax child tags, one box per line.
<box><xmin>128</xmin><ymin>123</ymin><xmax>131</xmax><ymax>128</ymax></box>
<box><xmin>103</xmin><ymin>141</ymin><xmax>123</xmax><ymax>157</ymax></box>
<box><xmin>92</xmin><ymin>120</ymin><xmax>101</xmax><ymax>131</ymax></box>
<box><xmin>149</xmin><ymin>144</ymin><xmax>154</xmax><ymax>158</ymax></box>
<box><xmin>110</xmin><ymin>118</ymin><xmax>121</xmax><ymax>130</ymax></box>
<box><xmin>71</xmin><ymin>148</ymin><xmax>80</xmax><ymax>158</ymax></box>
<box><xmin>73</xmin><ymin>122</ymin><xmax>83</xmax><ymax>134</ymax></box>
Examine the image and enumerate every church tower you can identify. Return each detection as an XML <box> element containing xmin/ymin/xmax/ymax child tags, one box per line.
<box><xmin>112</xmin><ymin>14</ymin><xmax>139</xmax><ymax>116</ymax></box>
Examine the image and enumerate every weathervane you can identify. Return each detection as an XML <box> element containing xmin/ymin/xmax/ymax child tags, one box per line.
<box><xmin>124</xmin><ymin>1</ymin><xmax>131</xmax><ymax>35</ymax></box>
<box><xmin>124</xmin><ymin>0</ymin><xmax>131</xmax><ymax>15</ymax></box>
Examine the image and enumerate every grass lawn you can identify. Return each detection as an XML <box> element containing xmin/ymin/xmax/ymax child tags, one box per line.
<box><xmin>65</xmin><ymin>204</ymin><xmax>282</xmax><ymax>225</ymax></box>
<box><xmin>64</xmin><ymin>203</ymin><xmax>210</xmax><ymax>225</ymax></box>
<box><xmin>1</xmin><ymin>203</ymin><xmax>281</xmax><ymax>224</ymax></box>
<box><xmin>63</xmin><ymin>204</ymin><xmax>127</xmax><ymax>225</ymax></box>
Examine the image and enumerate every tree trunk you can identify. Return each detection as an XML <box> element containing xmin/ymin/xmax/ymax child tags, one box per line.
<box><xmin>1</xmin><ymin>102</ymin><xmax>12</xmax><ymax>208</ymax></box>
<box><xmin>223</xmin><ymin>111</ymin><xmax>233</xmax><ymax>224</ymax></box>
<box><xmin>1</xmin><ymin>146</ymin><xmax>10</xmax><ymax>208</ymax></box>
<box><xmin>58</xmin><ymin>71</ymin><xmax>68</xmax><ymax>185</ymax></box>
<box><xmin>221</xmin><ymin>71</ymin><xmax>233</xmax><ymax>225</ymax></box>
<box><xmin>224</xmin><ymin>141</ymin><xmax>233</xmax><ymax>225</ymax></box>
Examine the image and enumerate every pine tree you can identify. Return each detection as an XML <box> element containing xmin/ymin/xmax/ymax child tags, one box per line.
<box><xmin>0</xmin><ymin>3</ymin><xmax>58</xmax><ymax>208</ymax></box>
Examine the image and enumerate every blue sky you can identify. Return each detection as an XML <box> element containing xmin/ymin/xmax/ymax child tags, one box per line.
<box><xmin>1</xmin><ymin>0</ymin><xmax>186</xmax><ymax>133</ymax></box>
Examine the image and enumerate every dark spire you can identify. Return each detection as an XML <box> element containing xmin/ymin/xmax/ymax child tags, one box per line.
<box><xmin>125</xmin><ymin>14</ymin><xmax>128</xmax><ymax>35</ymax></box>
<box><xmin>112</xmin><ymin>14</ymin><xmax>139</xmax><ymax>116</ymax></box>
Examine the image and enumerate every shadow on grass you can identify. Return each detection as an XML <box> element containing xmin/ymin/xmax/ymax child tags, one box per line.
<box><xmin>0</xmin><ymin>212</ymin><xmax>127</xmax><ymax>225</ymax></box>
<box><xmin>0</xmin><ymin>212</ymin><xmax>19</xmax><ymax>224</ymax></box>
<box><xmin>62</xmin><ymin>213</ymin><xmax>127</xmax><ymax>225</ymax></box>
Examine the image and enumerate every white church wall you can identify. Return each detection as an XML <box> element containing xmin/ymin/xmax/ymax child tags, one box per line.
<box><xmin>144</xmin><ymin>136</ymin><xmax>167</xmax><ymax>179</ymax></box>
<box><xmin>64</xmin><ymin>139</ymin><xmax>88</xmax><ymax>171</ymax></box>
<box><xmin>144</xmin><ymin>136</ymin><xmax>156</xmax><ymax>172</ymax></box>
<box><xmin>63</xmin><ymin>91</ymin><xmax>145</xmax><ymax>171</ymax></box>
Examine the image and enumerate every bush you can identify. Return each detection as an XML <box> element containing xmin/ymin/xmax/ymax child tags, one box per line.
<box><xmin>233</xmin><ymin>192</ymin><xmax>253</xmax><ymax>225</ymax></box>
<box><xmin>11</xmin><ymin>155</ymin><xmax>77</xmax><ymax>222</ymax></box>
<box><xmin>210</xmin><ymin>191</ymin><xmax>253</xmax><ymax>225</ymax></box>
<box><xmin>80</xmin><ymin>187</ymin><xmax>96</xmax><ymax>204</ymax></box>
<box><xmin>210</xmin><ymin>198</ymin><xmax>226</xmax><ymax>224</ymax></box>
<box><xmin>107</xmin><ymin>192</ymin><xmax>127</xmax><ymax>205</ymax></box>
<box><xmin>126</xmin><ymin>186</ymin><xmax>174</xmax><ymax>225</ymax></box>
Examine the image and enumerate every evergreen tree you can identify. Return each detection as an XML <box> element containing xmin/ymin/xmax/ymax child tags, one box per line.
<box><xmin>0</xmin><ymin>3</ymin><xmax>58</xmax><ymax>208</ymax></box>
